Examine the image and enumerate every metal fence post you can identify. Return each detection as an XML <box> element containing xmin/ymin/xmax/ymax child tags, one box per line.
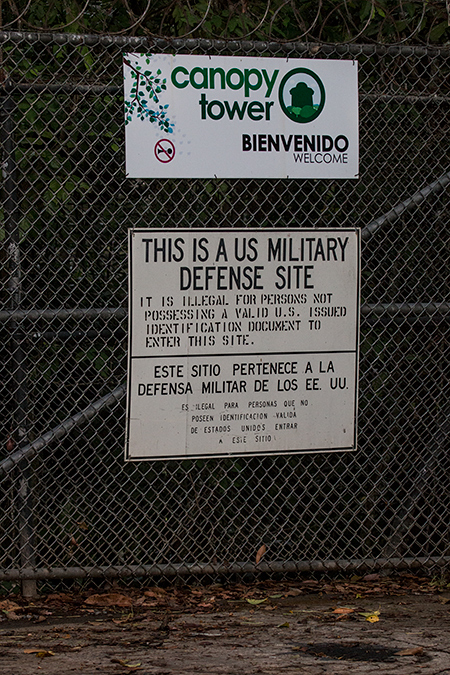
<box><xmin>1</xmin><ymin>93</ymin><xmax>36</xmax><ymax>598</ymax></box>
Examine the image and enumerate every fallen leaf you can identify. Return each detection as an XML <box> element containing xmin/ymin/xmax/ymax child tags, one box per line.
<box><xmin>438</xmin><ymin>597</ymin><xmax>450</xmax><ymax>604</ymax></box>
<box><xmin>111</xmin><ymin>658</ymin><xmax>142</xmax><ymax>669</ymax></box>
<box><xmin>363</xmin><ymin>574</ymin><xmax>380</xmax><ymax>581</ymax></box>
<box><xmin>3</xmin><ymin>610</ymin><xmax>20</xmax><ymax>620</ymax></box>
<box><xmin>269</xmin><ymin>594</ymin><xmax>283</xmax><ymax>599</ymax></box>
<box><xmin>0</xmin><ymin>600</ymin><xmax>21</xmax><ymax>612</ymax></box>
<box><xmin>246</xmin><ymin>598</ymin><xmax>267</xmax><ymax>605</ymax></box>
<box><xmin>359</xmin><ymin>610</ymin><xmax>380</xmax><ymax>623</ymax></box>
<box><xmin>24</xmin><ymin>649</ymin><xmax>54</xmax><ymax>657</ymax></box>
<box><xmin>144</xmin><ymin>587</ymin><xmax>167</xmax><ymax>598</ymax></box>
<box><xmin>285</xmin><ymin>588</ymin><xmax>302</xmax><ymax>597</ymax></box>
<box><xmin>277</xmin><ymin>621</ymin><xmax>290</xmax><ymax>628</ymax></box>
<box><xmin>76</xmin><ymin>520</ymin><xmax>88</xmax><ymax>530</ymax></box>
<box><xmin>333</xmin><ymin>607</ymin><xmax>355</xmax><ymax>615</ymax></box>
<box><xmin>396</xmin><ymin>647</ymin><xmax>423</xmax><ymax>656</ymax></box>
<box><xmin>45</xmin><ymin>593</ymin><xmax>72</xmax><ymax>603</ymax></box>
<box><xmin>255</xmin><ymin>544</ymin><xmax>266</xmax><ymax>565</ymax></box>
<box><xmin>85</xmin><ymin>593</ymin><xmax>132</xmax><ymax>608</ymax></box>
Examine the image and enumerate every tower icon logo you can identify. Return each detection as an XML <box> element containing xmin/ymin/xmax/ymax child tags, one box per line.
<box><xmin>279</xmin><ymin>68</ymin><xmax>325</xmax><ymax>123</ymax></box>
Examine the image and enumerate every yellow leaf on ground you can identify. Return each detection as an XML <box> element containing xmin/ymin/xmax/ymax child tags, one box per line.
<box><xmin>112</xmin><ymin>658</ymin><xmax>142</xmax><ymax>668</ymax></box>
<box><xmin>24</xmin><ymin>649</ymin><xmax>54</xmax><ymax>657</ymax></box>
<box><xmin>246</xmin><ymin>598</ymin><xmax>267</xmax><ymax>605</ymax></box>
<box><xmin>359</xmin><ymin>610</ymin><xmax>380</xmax><ymax>622</ymax></box>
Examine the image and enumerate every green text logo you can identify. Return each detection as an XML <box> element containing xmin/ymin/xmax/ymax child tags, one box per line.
<box><xmin>279</xmin><ymin>68</ymin><xmax>325</xmax><ymax>123</ymax></box>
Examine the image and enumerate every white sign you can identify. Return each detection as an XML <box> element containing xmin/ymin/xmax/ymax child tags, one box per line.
<box><xmin>126</xmin><ymin>229</ymin><xmax>360</xmax><ymax>461</ymax></box>
<box><xmin>124</xmin><ymin>54</ymin><xmax>358</xmax><ymax>179</ymax></box>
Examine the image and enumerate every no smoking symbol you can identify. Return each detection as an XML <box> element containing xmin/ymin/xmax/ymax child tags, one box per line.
<box><xmin>154</xmin><ymin>139</ymin><xmax>175</xmax><ymax>163</ymax></box>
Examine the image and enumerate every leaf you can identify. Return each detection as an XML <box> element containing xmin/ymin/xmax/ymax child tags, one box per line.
<box><xmin>363</xmin><ymin>573</ymin><xmax>380</xmax><ymax>581</ymax></box>
<box><xmin>255</xmin><ymin>544</ymin><xmax>266</xmax><ymax>565</ymax></box>
<box><xmin>284</xmin><ymin>588</ymin><xmax>302</xmax><ymax>597</ymax></box>
<box><xmin>359</xmin><ymin>610</ymin><xmax>380</xmax><ymax>622</ymax></box>
<box><xmin>0</xmin><ymin>600</ymin><xmax>21</xmax><ymax>612</ymax></box>
<box><xmin>429</xmin><ymin>21</ymin><xmax>448</xmax><ymax>42</ymax></box>
<box><xmin>85</xmin><ymin>593</ymin><xmax>132</xmax><ymax>607</ymax></box>
<box><xmin>269</xmin><ymin>594</ymin><xmax>283</xmax><ymax>599</ymax></box>
<box><xmin>396</xmin><ymin>646</ymin><xmax>423</xmax><ymax>656</ymax></box>
<box><xmin>366</xmin><ymin>614</ymin><xmax>380</xmax><ymax>623</ymax></box>
<box><xmin>333</xmin><ymin>607</ymin><xmax>355</xmax><ymax>615</ymax></box>
<box><xmin>111</xmin><ymin>658</ymin><xmax>142</xmax><ymax>668</ymax></box>
<box><xmin>246</xmin><ymin>598</ymin><xmax>267</xmax><ymax>605</ymax></box>
<box><xmin>24</xmin><ymin>649</ymin><xmax>54</xmax><ymax>657</ymax></box>
<box><xmin>277</xmin><ymin>621</ymin><xmax>290</xmax><ymax>628</ymax></box>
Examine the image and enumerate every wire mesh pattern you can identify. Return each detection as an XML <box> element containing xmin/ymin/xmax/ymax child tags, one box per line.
<box><xmin>0</xmin><ymin>32</ymin><xmax>449</xmax><ymax>588</ymax></box>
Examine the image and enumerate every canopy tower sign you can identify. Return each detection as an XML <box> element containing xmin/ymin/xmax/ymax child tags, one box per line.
<box><xmin>124</xmin><ymin>54</ymin><xmax>358</xmax><ymax>179</ymax></box>
<box><xmin>126</xmin><ymin>229</ymin><xmax>360</xmax><ymax>461</ymax></box>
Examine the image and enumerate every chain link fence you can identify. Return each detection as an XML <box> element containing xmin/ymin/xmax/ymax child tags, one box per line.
<box><xmin>1</xmin><ymin>31</ymin><xmax>449</xmax><ymax>595</ymax></box>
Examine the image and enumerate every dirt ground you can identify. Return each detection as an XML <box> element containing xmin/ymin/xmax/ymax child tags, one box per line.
<box><xmin>1</xmin><ymin>574</ymin><xmax>450</xmax><ymax>675</ymax></box>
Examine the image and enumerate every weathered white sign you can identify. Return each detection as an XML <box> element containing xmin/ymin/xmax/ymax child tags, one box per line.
<box><xmin>126</xmin><ymin>229</ymin><xmax>360</xmax><ymax>461</ymax></box>
<box><xmin>124</xmin><ymin>54</ymin><xmax>358</xmax><ymax>179</ymax></box>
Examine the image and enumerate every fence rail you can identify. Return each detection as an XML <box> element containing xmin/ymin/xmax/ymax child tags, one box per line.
<box><xmin>1</xmin><ymin>31</ymin><xmax>449</xmax><ymax>595</ymax></box>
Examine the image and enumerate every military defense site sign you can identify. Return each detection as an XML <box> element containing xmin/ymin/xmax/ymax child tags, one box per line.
<box><xmin>126</xmin><ymin>229</ymin><xmax>360</xmax><ymax>461</ymax></box>
<box><xmin>124</xmin><ymin>54</ymin><xmax>358</xmax><ymax>179</ymax></box>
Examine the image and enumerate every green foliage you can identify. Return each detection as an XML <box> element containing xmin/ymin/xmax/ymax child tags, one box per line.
<box><xmin>1</xmin><ymin>0</ymin><xmax>449</xmax><ymax>44</ymax></box>
<box><xmin>123</xmin><ymin>55</ymin><xmax>173</xmax><ymax>132</ymax></box>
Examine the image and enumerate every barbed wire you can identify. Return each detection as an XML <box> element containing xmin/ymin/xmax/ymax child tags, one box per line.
<box><xmin>0</xmin><ymin>0</ymin><xmax>449</xmax><ymax>45</ymax></box>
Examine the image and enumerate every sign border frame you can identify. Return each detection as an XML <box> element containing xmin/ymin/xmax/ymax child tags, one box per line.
<box><xmin>125</xmin><ymin>227</ymin><xmax>360</xmax><ymax>462</ymax></box>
